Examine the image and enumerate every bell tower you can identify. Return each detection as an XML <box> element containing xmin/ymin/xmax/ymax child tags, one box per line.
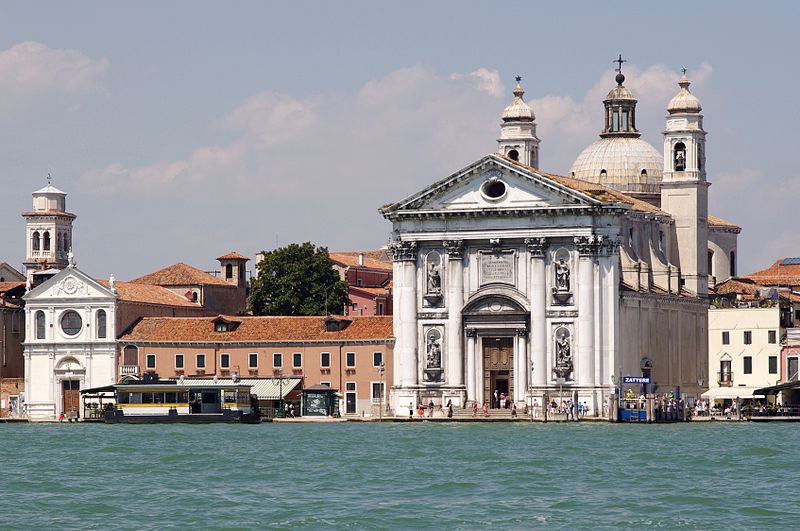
<box><xmin>22</xmin><ymin>177</ymin><xmax>77</xmax><ymax>276</ymax></box>
<box><xmin>497</xmin><ymin>76</ymin><xmax>540</xmax><ymax>168</ymax></box>
<box><xmin>660</xmin><ymin>69</ymin><xmax>708</xmax><ymax>295</ymax></box>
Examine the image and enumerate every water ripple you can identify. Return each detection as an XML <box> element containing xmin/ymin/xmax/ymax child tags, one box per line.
<box><xmin>1</xmin><ymin>422</ymin><xmax>799</xmax><ymax>529</ymax></box>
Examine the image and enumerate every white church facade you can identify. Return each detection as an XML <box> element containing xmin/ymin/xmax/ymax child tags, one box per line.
<box><xmin>382</xmin><ymin>66</ymin><xmax>739</xmax><ymax>416</ymax></box>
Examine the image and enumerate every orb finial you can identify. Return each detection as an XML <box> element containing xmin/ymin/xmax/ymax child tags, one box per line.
<box><xmin>614</xmin><ymin>54</ymin><xmax>627</xmax><ymax>85</ymax></box>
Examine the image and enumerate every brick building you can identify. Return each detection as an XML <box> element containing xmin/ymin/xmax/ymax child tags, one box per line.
<box><xmin>117</xmin><ymin>314</ymin><xmax>394</xmax><ymax>416</ymax></box>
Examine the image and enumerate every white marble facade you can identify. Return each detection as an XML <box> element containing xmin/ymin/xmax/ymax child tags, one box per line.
<box><xmin>22</xmin><ymin>265</ymin><xmax>117</xmax><ymax>421</ymax></box>
<box><xmin>382</xmin><ymin>155</ymin><xmax>627</xmax><ymax>415</ymax></box>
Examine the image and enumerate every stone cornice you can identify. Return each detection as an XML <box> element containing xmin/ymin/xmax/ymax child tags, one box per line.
<box><xmin>384</xmin><ymin>204</ymin><xmax>628</xmax><ymax>222</ymax></box>
<box><xmin>118</xmin><ymin>338</ymin><xmax>396</xmax><ymax>349</ymax></box>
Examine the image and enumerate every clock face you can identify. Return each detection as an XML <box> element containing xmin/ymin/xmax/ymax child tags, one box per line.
<box><xmin>61</xmin><ymin>310</ymin><xmax>82</xmax><ymax>336</ymax></box>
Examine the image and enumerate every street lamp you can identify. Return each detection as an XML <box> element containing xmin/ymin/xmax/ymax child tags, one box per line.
<box><xmin>271</xmin><ymin>375</ymin><xmax>291</xmax><ymax>418</ymax></box>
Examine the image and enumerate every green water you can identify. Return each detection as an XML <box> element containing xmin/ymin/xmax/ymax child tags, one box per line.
<box><xmin>1</xmin><ymin>422</ymin><xmax>798</xmax><ymax>529</ymax></box>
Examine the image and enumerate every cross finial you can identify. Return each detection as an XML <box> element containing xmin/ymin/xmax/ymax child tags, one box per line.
<box><xmin>614</xmin><ymin>54</ymin><xmax>627</xmax><ymax>73</ymax></box>
<box><xmin>681</xmin><ymin>66</ymin><xmax>688</xmax><ymax>76</ymax></box>
<box><xmin>515</xmin><ymin>75</ymin><xmax>522</xmax><ymax>83</ymax></box>
<box><xmin>47</xmin><ymin>172</ymin><xmax>51</xmax><ymax>185</ymax></box>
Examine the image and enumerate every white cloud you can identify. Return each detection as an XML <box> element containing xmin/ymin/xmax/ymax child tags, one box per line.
<box><xmin>450</xmin><ymin>68</ymin><xmax>504</xmax><ymax>97</ymax></box>
<box><xmin>0</xmin><ymin>41</ymin><xmax>108</xmax><ymax>114</ymax></box>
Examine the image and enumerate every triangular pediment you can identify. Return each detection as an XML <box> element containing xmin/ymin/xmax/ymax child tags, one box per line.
<box><xmin>24</xmin><ymin>267</ymin><xmax>116</xmax><ymax>302</ymax></box>
<box><xmin>381</xmin><ymin>155</ymin><xmax>601</xmax><ymax>217</ymax></box>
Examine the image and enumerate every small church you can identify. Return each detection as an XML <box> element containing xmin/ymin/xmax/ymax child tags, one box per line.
<box><xmin>381</xmin><ymin>62</ymin><xmax>740</xmax><ymax>416</ymax></box>
<box><xmin>19</xmin><ymin>183</ymin><xmax>251</xmax><ymax>421</ymax></box>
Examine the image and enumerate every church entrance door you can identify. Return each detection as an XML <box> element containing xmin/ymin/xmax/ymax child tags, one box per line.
<box><xmin>483</xmin><ymin>337</ymin><xmax>514</xmax><ymax>407</ymax></box>
<box><xmin>62</xmin><ymin>380</ymin><xmax>80</xmax><ymax>418</ymax></box>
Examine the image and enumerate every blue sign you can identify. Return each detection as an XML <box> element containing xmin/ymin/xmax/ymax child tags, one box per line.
<box><xmin>623</xmin><ymin>376</ymin><xmax>651</xmax><ymax>384</ymax></box>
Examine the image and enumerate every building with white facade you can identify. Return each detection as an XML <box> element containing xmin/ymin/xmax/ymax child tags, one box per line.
<box><xmin>382</xmin><ymin>65</ymin><xmax>737</xmax><ymax>416</ymax></box>
<box><xmin>705</xmin><ymin>305</ymin><xmax>781</xmax><ymax>404</ymax></box>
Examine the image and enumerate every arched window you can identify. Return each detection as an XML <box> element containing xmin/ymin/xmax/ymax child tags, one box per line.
<box><xmin>32</xmin><ymin>231</ymin><xmax>40</xmax><ymax>251</ymax></box>
<box><xmin>123</xmin><ymin>345</ymin><xmax>138</xmax><ymax>366</ymax></box>
<box><xmin>730</xmin><ymin>251</ymin><xmax>736</xmax><ymax>277</ymax></box>
<box><xmin>600</xmin><ymin>169</ymin><xmax>607</xmax><ymax>179</ymax></box>
<box><xmin>640</xmin><ymin>169</ymin><xmax>648</xmax><ymax>178</ymax></box>
<box><xmin>697</xmin><ymin>144</ymin><xmax>704</xmax><ymax>171</ymax></box>
<box><xmin>191</xmin><ymin>291</ymin><xmax>198</xmax><ymax>303</ymax></box>
<box><xmin>63</xmin><ymin>234</ymin><xmax>70</xmax><ymax>252</ymax></box>
<box><xmin>36</xmin><ymin>310</ymin><xmax>46</xmax><ymax>339</ymax></box>
<box><xmin>674</xmin><ymin>142</ymin><xmax>686</xmax><ymax>171</ymax></box>
<box><xmin>57</xmin><ymin>233</ymin><xmax>63</xmax><ymax>252</ymax></box>
<box><xmin>507</xmin><ymin>149</ymin><xmax>519</xmax><ymax>161</ymax></box>
<box><xmin>225</xmin><ymin>264</ymin><xmax>233</xmax><ymax>280</ymax></box>
<box><xmin>43</xmin><ymin>231</ymin><xmax>51</xmax><ymax>251</ymax></box>
<box><xmin>96</xmin><ymin>309</ymin><xmax>107</xmax><ymax>339</ymax></box>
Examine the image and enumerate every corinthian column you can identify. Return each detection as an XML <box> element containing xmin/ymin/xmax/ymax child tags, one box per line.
<box><xmin>525</xmin><ymin>237</ymin><xmax>548</xmax><ymax>387</ymax></box>
<box><xmin>444</xmin><ymin>240</ymin><xmax>465</xmax><ymax>388</ymax></box>
<box><xmin>575</xmin><ymin>235</ymin><xmax>598</xmax><ymax>387</ymax></box>
<box><xmin>390</xmin><ymin>241</ymin><xmax>418</xmax><ymax>388</ymax></box>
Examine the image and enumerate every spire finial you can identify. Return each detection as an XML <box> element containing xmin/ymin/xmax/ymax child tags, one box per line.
<box><xmin>681</xmin><ymin>66</ymin><xmax>688</xmax><ymax>76</ymax></box>
<box><xmin>614</xmin><ymin>54</ymin><xmax>627</xmax><ymax>85</ymax></box>
<box><xmin>47</xmin><ymin>172</ymin><xmax>51</xmax><ymax>185</ymax></box>
<box><xmin>512</xmin><ymin>75</ymin><xmax>524</xmax><ymax>99</ymax></box>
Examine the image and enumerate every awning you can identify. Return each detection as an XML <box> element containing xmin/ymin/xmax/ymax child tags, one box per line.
<box><xmin>181</xmin><ymin>378</ymin><xmax>302</xmax><ymax>400</ymax></box>
<box><xmin>754</xmin><ymin>380</ymin><xmax>800</xmax><ymax>396</ymax></box>
<box><xmin>701</xmin><ymin>387</ymin><xmax>764</xmax><ymax>401</ymax></box>
<box><xmin>80</xmin><ymin>385</ymin><xmax>117</xmax><ymax>394</ymax></box>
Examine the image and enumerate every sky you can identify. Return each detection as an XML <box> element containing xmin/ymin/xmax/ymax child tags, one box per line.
<box><xmin>0</xmin><ymin>2</ymin><xmax>798</xmax><ymax>280</ymax></box>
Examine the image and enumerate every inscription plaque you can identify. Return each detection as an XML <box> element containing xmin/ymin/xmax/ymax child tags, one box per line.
<box><xmin>480</xmin><ymin>251</ymin><xmax>515</xmax><ymax>285</ymax></box>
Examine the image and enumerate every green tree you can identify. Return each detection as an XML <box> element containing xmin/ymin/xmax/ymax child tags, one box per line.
<box><xmin>249</xmin><ymin>242</ymin><xmax>351</xmax><ymax>316</ymax></box>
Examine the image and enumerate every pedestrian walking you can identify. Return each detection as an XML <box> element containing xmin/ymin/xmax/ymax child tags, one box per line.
<box><xmin>409</xmin><ymin>402</ymin><xmax>414</xmax><ymax>419</ymax></box>
<box><xmin>472</xmin><ymin>401</ymin><xmax>478</xmax><ymax>417</ymax></box>
<box><xmin>482</xmin><ymin>403</ymin><xmax>488</xmax><ymax>417</ymax></box>
<box><xmin>447</xmin><ymin>399</ymin><xmax>453</xmax><ymax>419</ymax></box>
<box><xmin>511</xmin><ymin>402</ymin><xmax>517</xmax><ymax>418</ymax></box>
<box><xmin>428</xmin><ymin>400</ymin><xmax>434</xmax><ymax>418</ymax></box>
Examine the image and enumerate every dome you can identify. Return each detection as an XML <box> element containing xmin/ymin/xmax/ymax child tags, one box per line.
<box><xmin>501</xmin><ymin>80</ymin><xmax>534</xmax><ymax>122</ymax></box>
<box><xmin>605</xmin><ymin>85</ymin><xmax>635</xmax><ymax>101</ymax></box>
<box><xmin>569</xmin><ymin>137</ymin><xmax>663</xmax><ymax>195</ymax></box>
<box><xmin>667</xmin><ymin>75</ymin><xmax>702</xmax><ymax>114</ymax></box>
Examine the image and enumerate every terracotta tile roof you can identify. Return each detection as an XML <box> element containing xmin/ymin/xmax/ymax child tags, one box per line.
<box><xmin>330</xmin><ymin>250</ymin><xmax>392</xmax><ymax>271</ymax></box>
<box><xmin>708</xmin><ymin>215</ymin><xmax>741</xmax><ymax>230</ymax></box>
<box><xmin>131</xmin><ymin>262</ymin><xmax>232</xmax><ymax>287</ymax></box>
<box><xmin>120</xmin><ymin>315</ymin><xmax>394</xmax><ymax>343</ymax></box>
<box><xmin>745</xmin><ymin>259</ymin><xmax>800</xmax><ymax>287</ymax></box>
<box><xmin>98</xmin><ymin>281</ymin><xmax>199</xmax><ymax>307</ymax></box>
<box><xmin>500</xmin><ymin>155</ymin><xmax>670</xmax><ymax>216</ymax></box>
<box><xmin>713</xmin><ymin>277</ymin><xmax>800</xmax><ymax>303</ymax></box>
<box><xmin>0</xmin><ymin>282</ymin><xmax>25</xmax><ymax>294</ymax></box>
<box><xmin>350</xmin><ymin>286</ymin><xmax>391</xmax><ymax>297</ymax></box>
<box><xmin>216</xmin><ymin>252</ymin><xmax>250</xmax><ymax>261</ymax></box>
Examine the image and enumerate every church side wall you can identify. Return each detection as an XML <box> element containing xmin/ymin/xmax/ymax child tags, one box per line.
<box><xmin>620</xmin><ymin>292</ymin><xmax>708</xmax><ymax>401</ymax></box>
<box><xmin>116</xmin><ymin>302</ymin><xmax>211</xmax><ymax>336</ymax></box>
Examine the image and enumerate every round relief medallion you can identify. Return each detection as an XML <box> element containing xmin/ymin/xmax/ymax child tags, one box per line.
<box><xmin>62</xmin><ymin>277</ymin><xmax>79</xmax><ymax>295</ymax></box>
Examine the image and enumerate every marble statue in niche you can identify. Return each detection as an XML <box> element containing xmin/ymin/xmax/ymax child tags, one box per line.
<box><xmin>423</xmin><ymin>251</ymin><xmax>443</xmax><ymax>306</ymax></box>
<box><xmin>553</xmin><ymin>327</ymin><xmax>573</xmax><ymax>380</ymax></box>
<box><xmin>552</xmin><ymin>249</ymin><xmax>573</xmax><ymax>305</ymax></box>
<box><xmin>423</xmin><ymin>328</ymin><xmax>444</xmax><ymax>382</ymax></box>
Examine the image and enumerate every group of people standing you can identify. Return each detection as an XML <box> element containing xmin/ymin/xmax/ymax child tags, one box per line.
<box><xmin>410</xmin><ymin>399</ymin><xmax>453</xmax><ymax>419</ymax></box>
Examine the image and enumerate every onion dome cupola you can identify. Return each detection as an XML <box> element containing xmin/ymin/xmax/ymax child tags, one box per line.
<box><xmin>663</xmin><ymin>68</ymin><xmax>706</xmax><ymax>183</ymax></box>
<box><xmin>497</xmin><ymin>76</ymin><xmax>541</xmax><ymax>169</ymax></box>
<box><xmin>569</xmin><ymin>55</ymin><xmax>663</xmax><ymax>199</ymax></box>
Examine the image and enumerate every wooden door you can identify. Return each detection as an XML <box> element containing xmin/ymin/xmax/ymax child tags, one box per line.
<box><xmin>62</xmin><ymin>380</ymin><xmax>80</xmax><ymax>417</ymax></box>
<box><xmin>483</xmin><ymin>338</ymin><xmax>514</xmax><ymax>405</ymax></box>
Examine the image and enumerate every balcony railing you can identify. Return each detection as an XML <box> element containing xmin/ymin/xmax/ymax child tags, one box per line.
<box><xmin>718</xmin><ymin>371</ymin><xmax>733</xmax><ymax>387</ymax></box>
<box><xmin>121</xmin><ymin>365</ymin><xmax>139</xmax><ymax>376</ymax></box>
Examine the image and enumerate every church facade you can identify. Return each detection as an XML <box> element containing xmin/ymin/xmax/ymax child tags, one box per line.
<box><xmin>382</xmin><ymin>67</ymin><xmax>737</xmax><ymax>415</ymax></box>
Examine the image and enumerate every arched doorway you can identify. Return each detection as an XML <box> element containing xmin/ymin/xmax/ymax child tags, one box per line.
<box><xmin>462</xmin><ymin>290</ymin><xmax>529</xmax><ymax>406</ymax></box>
<box><xmin>54</xmin><ymin>357</ymin><xmax>85</xmax><ymax>418</ymax></box>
